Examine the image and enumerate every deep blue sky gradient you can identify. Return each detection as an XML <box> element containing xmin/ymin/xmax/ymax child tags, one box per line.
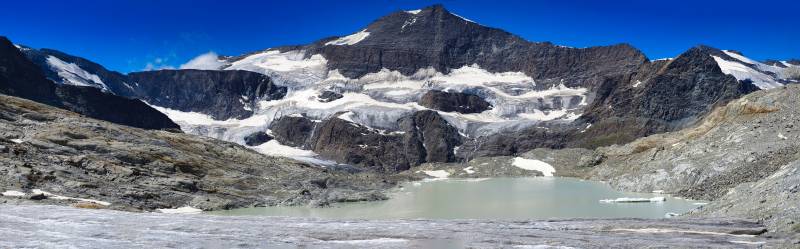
<box><xmin>2</xmin><ymin>0</ymin><xmax>797</xmax><ymax>73</ymax></box>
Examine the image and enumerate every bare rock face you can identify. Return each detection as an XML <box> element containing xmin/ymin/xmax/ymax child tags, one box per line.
<box><xmin>418</xmin><ymin>90</ymin><xmax>491</xmax><ymax>113</ymax></box>
<box><xmin>269</xmin><ymin>111</ymin><xmax>463</xmax><ymax>172</ymax></box>
<box><xmin>0</xmin><ymin>36</ymin><xmax>179</xmax><ymax>130</ymax></box>
<box><xmin>317</xmin><ymin>90</ymin><xmax>343</xmax><ymax>103</ymax></box>
<box><xmin>398</xmin><ymin>110</ymin><xmax>462</xmax><ymax>163</ymax></box>
<box><xmin>269</xmin><ymin>115</ymin><xmax>318</xmax><ymax>148</ymax></box>
<box><xmin>127</xmin><ymin>69</ymin><xmax>287</xmax><ymax>120</ymax></box>
<box><xmin>311</xmin><ymin>117</ymin><xmax>418</xmax><ymax>172</ymax></box>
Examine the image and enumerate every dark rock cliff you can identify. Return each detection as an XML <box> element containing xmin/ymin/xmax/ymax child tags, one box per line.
<box><xmin>418</xmin><ymin>90</ymin><xmax>491</xmax><ymax>113</ymax></box>
<box><xmin>270</xmin><ymin>111</ymin><xmax>463</xmax><ymax>172</ymax></box>
<box><xmin>128</xmin><ymin>69</ymin><xmax>287</xmax><ymax>120</ymax></box>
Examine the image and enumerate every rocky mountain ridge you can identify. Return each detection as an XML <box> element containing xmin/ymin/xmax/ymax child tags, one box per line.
<box><xmin>0</xmin><ymin>37</ymin><xmax>179</xmax><ymax>130</ymax></box>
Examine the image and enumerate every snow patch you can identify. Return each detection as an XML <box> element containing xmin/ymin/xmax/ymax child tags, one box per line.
<box><xmin>405</xmin><ymin>9</ymin><xmax>421</xmax><ymax>15</ymax></box>
<box><xmin>512</xmin><ymin>157</ymin><xmax>555</xmax><ymax>176</ymax></box>
<box><xmin>450</xmin><ymin>12</ymin><xmax>476</xmax><ymax>23</ymax></box>
<box><xmin>599</xmin><ymin>197</ymin><xmax>666</xmax><ymax>203</ymax></box>
<box><xmin>632</xmin><ymin>80</ymin><xmax>642</xmax><ymax>88</ymax></box>
<box><xmin>423</xmin><ymin>170</ymin><xmax>450</xmax><ymax>178</ymax></box>
<box><xmin>2</xmin><ymin>190</ymin><xmax>25</xmax><ymax>197</ymax></box>
<box><xmin>251</xmin><ymin>140</ymin><xmax>337</xmax><ymax>166</ymax></box>
<box><xmin>157</xmin><ymin>206</ymin><xmax>202</xmax><ymax>214</ymax></box>
<box><xmin>226</xmin><ymin>50</ymin><xmax>328</xmax><ymax>87</ymax></box>
<box><xmin>463</xmin><ymin>166</ymin><xmax>475</xmax><ymax>174</ymax></box>
<box><xmin>31</xmin><ymin>189</ymin><xmax>111</xmax><ymax>206</ymax></box>
<box><xmin>325</xmin><ymin>29</ymin><xmax>370</xmax><ymax>46</ymax></box>
<box><xmin>10</xmin><ymin>138</ymin><xmax>23</xmax><ymax>144</ymax></box>
<box><xmin>45</xmin><ymin>56</ymin><xmax>109</xmax><ymax>90</ymax></box>
<box><xmin>402</xmin><ymin>16</ymin><xmax>418</xmax><ymax>31</ymax></box>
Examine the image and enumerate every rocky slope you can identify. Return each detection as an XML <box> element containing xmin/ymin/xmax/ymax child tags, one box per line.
<box><xmin>0</xmin><ymin>94</ymin><xmax>402</xmax><ymax>211</ymax></box>
<box><xmin>0</xmin><ymin>36</ymin><xmax>179</xmax><ymax>130</ymax></box>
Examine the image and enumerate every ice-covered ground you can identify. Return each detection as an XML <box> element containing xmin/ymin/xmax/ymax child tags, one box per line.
<box><xmin>0</xmin><ymin>205</ymin><xmax>775</xmax><ymax>248</ymax></box>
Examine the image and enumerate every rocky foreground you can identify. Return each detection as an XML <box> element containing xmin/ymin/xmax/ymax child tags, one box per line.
<box><xmin>0</xmin><ymin>205</ymin><xmax>781</xmax><ymax>248</ymax></box>
<box><xmin>0</xmin><ymin>94</ymin><xmax>404</xmax><ymax>211</ymax></box>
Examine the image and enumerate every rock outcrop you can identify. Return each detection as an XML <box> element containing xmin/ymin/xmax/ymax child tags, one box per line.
<box><xmin>270</xmin><ymin>111</ymin><xmax>463</xmax><ymax>172</ymax></box>
<box><xmin>317</xmin><ymin>90</ymin><xmax>343</xmax><ymax>102</ymax></box>
<box><xmin>418</xmin><ymin>90</ymin><xmax>491</xmax><ymax>113</ymax></box>
<box><xmin>243</xmin><ymin>131</ymin><xmax>272</xmax><ymax>146</ymax></box>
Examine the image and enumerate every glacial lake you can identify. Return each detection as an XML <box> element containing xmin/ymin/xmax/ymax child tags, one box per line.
<box><xmin>209</xmin><ymin>177</ymin><xmax>704</xmax><ymax>219</ymax></box>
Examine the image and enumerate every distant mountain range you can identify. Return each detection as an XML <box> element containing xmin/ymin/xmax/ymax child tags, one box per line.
<box><xmin>2</xmin><ymin>4</ymin><xmax>798</xmax><ymax>172</ymax></box>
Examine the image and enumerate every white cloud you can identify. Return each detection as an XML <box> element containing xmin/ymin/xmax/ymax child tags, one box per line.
<box><xmin>180</xmin><ymin>51</ymin><xmax>224</xmax><ymax>70</ymax></box>
<box><xmin>143</xmin><ymin>62</ymin><xmax>175</xmax><ymax>71</ymax></box>
<box><xmin>141</xmin><ymin>56</ymin><xmax>176</xmax><ymax>71</ymax></box>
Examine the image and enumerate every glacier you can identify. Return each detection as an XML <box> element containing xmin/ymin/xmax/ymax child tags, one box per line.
<box><xmin>152</xmin><ymin>49</ymin><xmax>590</xmax><ymax>163</ymax></box>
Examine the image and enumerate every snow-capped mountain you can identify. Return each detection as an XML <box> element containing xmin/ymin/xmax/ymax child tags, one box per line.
<box><xmin>0</xmin><ymin>37</ymin><xmax>179</xmax><ymax>130</ymax></box>
<box><xmin>21</xmin><ymin>47</ymin><xmax>137</xmax><ymax>96</ymax></box>
<box><xmin>11</xmin><ymin>5</ymin><xmax>798</xmax><ymax>171</ymax></box>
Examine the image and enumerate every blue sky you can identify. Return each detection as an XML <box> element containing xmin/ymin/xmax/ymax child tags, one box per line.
<box><xmin>2</xmin><ymin>0</ymin><xmax>797</xmax><ymax>73</ymax></box>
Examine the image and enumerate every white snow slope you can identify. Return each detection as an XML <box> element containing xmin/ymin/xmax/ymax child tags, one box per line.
<box><xmin>712</xmin><ymin>50</ymin><xmax>791</xmax><ymax>90</ymax></box>
<box><xmin>46</xmin><ymin>56</ymin><xmax>110</xmax><ymax>91</ymax></box>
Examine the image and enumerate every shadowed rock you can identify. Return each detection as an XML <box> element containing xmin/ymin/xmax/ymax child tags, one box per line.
<box><xmin>418</xmin><ymin>90</ymin><xmax>491</xmax><ymax>113</ymax></box>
